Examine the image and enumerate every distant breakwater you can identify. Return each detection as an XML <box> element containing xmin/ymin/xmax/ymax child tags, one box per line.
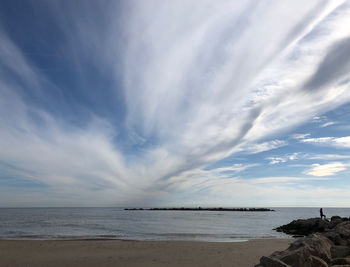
<box><xmin>124</xmin><ymin>207</ymin><xmax>274</xmax><ymax>212</ymax></box>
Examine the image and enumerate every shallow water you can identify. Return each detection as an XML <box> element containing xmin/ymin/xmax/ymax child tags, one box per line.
<box><xmin>0</xmin><ymin>207</ymin><xmax>349</xmax><ymax>242</ymax></box>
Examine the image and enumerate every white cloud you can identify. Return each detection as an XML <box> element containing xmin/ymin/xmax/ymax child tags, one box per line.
<box><xmin>267</xmin><ymin>153</ymin><xmax>300</xmax><ymax>164</ymax></box>
<box><xmin>308</xmin><ymin>115</ymin><xmax>338</xmax><ymax>128</ymax></box>
<box><xmin>251</xmin><ymin>176</ymin><xmax>331</xmax><ymax>183</ymax></box>
<box><xmin>308</xmin><ymin>154</ymin><xmax>350</xmax><ymax>160</ymax></box>
<box><xmin>266</xmin><ymin>152</ymin><xmax>350</xmax><ymax>164</ymax></box>
<box><xmin>2</xmin><ymin>1</ymin><xmax>350</xmax><ymax>205</ymax></box>
<box><xmin>206</xmin><ymin>164</ymin><xmax>259</xmax><ymax>174</ymax></box>
<box><xmin>292</xmin><ymin>133</ymin><xmax>311</xmax><ymax>139</ymax></box>
<box><xmin>311</xmin><ymin>116</ymin><xmax>327</xmax><ymax>123</ymax></box>
<box><xmin>320</xmin><ymin>121</ymin><xmax>338</xmax><ymax>128</ymax></box>
<box><xmin>239</xmin><ymin>140</ymin><xmax>287</xmax><ymax>154</ymax></box>
<box><xmin>164</xmin><ymin>171</ymin><xmax>347</xmax><ymax>207</ymax></box>
<box><xmin>301</xmin><ymin>136</ymin><xmax>350</xmax><ymax>148</ymax></box>
<box><xmin>167</xmin><ymin>163</ymin><xmax>258</xmax><ymax>185</ymax></box>
<box><xmin>305</xmin><ymin>162</ymin><xmax>348</xmax><ymax>176</ymax></box>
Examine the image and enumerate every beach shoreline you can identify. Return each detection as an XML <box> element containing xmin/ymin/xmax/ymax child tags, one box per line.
<box><xmin>0</xmin><ymin>238</ymin><xmax>292</xmax><ymax>267</ymax></box>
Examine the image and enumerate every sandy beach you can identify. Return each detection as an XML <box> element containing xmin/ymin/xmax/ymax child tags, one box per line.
<box><xmin>0</xmin><ymin>238</ymin><xmax>291</xmax><ymax>267</ymax></box>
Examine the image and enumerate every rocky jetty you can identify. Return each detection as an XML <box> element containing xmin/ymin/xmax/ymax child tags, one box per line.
<box><xmin>125</xmin><ymin>207</ymin><xmax>274</xmax><ymax>212</ymax></box>
<box><xmin>256</xmin><ymin>216</ymin><xmax>350</xmax><ymax>267</ymax></box>
<box><xmin>274</xmin><ymin>216</ymin><xmax>349</xmax><ymax>237</ymax></box>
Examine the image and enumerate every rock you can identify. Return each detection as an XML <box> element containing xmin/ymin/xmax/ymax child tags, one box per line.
<box><xmin>256</xmin><ymin>234</ymin><xmax>333</xmax><ymax>266</ymax></box>
<box><xmin>334</xmin><ymin>221</ymin><xmax>350</xmax><ymax>239</ymax></box>
<box><xmin>274</xmin><ymin>218</ymin><xmax>330</xmax><ymax>236</ymax></box>
<box><xmin>329</xmin><ymin>219</ymin><xmax>343</xmax><ymax>229</ymax></box>
<box><xmin>331</xmin><ymin>257</ymin><xmax>350</xmax><ymax>265</ymax></box>
<box><xmin>257</xmin><ymin>216</ymin><xmax>350</xmax><ymax>266</ymax></box>
<box><xmin>277</xmin><ymin>246</ymin><xmax>313</xmax><ymax>266</ymax></box>
<box><xmin>331</xmin><ymin>245</ymin><xmax>350</xmax><ymax>258</ymax></box>
<box><xmin>331</xmin><ymin>216</ymin><xmax>348</xmax><ymax>223</ymax></box>
<box><xmin>306</xmin><ymin>234</ymin><xmax>333</xmax><ymax>263</ymax></box>
<box><xmin>311</xmin><ymin>256</ymin><xmax>328</xmax><ymax>267</ymax></box>
<box><xmin>331</xmin><ymin>216</ymin><xmax>342</xmax><ymax>221</ymax></box>
<box><xmin>292</xmin><ymin>235</ymin><xmax>304</xmax><ymax>238</ymax></box>
<box><xmin>256</xmin><ymin>256</ymin><xmax>291</xmax><ymax>267</ymax></box>
<box><xmin>323</xmin><ymin>231</ymin><xmax>347</xmax><ymax>246</ymax></box>
<box><xmin>284</xmin><ymin>234</ymin><xmax>332</xmax><ymax>263</ymax></box>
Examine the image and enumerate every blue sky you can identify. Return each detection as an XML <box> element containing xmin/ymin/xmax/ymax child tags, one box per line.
<box><xmin>1</xmin><ymin>0</ymin><xmax>350</xmax><ymax>207</ymax></box>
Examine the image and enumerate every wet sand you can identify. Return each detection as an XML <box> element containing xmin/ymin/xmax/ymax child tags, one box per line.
<box><xmin>0</xmin><ymin>238</ymin><xmax>292</xmax><ymax>267</ymax></box>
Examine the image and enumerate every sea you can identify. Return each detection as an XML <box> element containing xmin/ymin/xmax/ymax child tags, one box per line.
<box><xmin>0</xmin><ymin>207</ymin><xmax>349</xmax><ymax>242</ymax></box>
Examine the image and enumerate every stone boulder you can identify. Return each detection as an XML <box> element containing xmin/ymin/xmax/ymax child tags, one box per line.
<box><xmin>311</xmin><ymin>256</ymin><xmax>328</xmax><ymax>267</ymax></box>
<box><xmin>256</xmin><ymin>233</ymin><xmax>332</xmax><ymax>267</ymax></box>
<box><xmin>275</xmin><ymin>218</ymin><xmax>330</xmax><ymax>236</ymax></box>
<box><xmin>274</xmin><ymin>246</ymin><xmax>312</xmax><ymax>266</ymax></box>
<box><xmin>331</xmin><ymin>257</ymin><xmax>350</xmax><ymax>265</ymax></box>
<box><xmin>330</xmin><ymin>245</ymin><xmax>350</xmax><ymax>258</ymax></box>
<box><xmin>323</xmin><ymin>231</ymin><xmax>347</xmax><ymax>246</ymax></box>
<box><xmin>334</xmin><ymin>221</ymin><xmax>350</xmax><ymax>239</ymax></box>
<box><xmin>284</xmin><ymin>234</ymin><xmax>332</xmax><ymax>264</ymax></box>
<box><xmin>331</xmin><ymin>216</ymin><xmax>342</xmax><ymax>221</ymax></box>
<box><xmin>257</xmin><ymin>217</ymin><xmax>350</xmax><ymax>266</ymax></box>
<box><xmin>329</xmin><ymin>217</ymin><xmax>348</xmax><ymax>229</ymax></box>
<box><xmin>256</xmin><ymin>256</ymin><xmax>291</xmax><ymax>267</ymax></box>
<box><xmin>329</xmin><ymin>219</ymin><xmax>344</xmax><ymax>229</ymax></box>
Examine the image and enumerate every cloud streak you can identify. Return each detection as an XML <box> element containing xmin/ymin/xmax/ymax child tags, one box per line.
<box><xmin>301</xmin><ymin>136</ymin><xmax>350</xmax><ymax>148</ymax></box>
<box><xmin>1</xmin><ymin>0</ymin><xmax>350</xmax><ymax>205</ymax></box>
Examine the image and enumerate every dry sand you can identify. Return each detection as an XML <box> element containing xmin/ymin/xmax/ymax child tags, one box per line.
<box><xmin>0</xmin><ymin>238</ymin><xmax>292</xmax><ymax>267</ymax></box>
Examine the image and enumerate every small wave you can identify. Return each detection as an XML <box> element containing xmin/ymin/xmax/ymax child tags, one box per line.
<box><xmin>0</xmin><ymin>234</ymin><xmax>121</xmax><ymax>241</ymax></box>
<box><xmin>3</xmin><ymin>230</ymin><xmax>28</xmax><ymax>235</ymax></box>
<box><xmin>62</xmin><ymin>223</ymin><xmax>80</xmax><ymax>227</ymax></box>
<box><xmin>139</xmin><ymin>233</ymin><xmax>251</xmax><ymax>242</ymax></box>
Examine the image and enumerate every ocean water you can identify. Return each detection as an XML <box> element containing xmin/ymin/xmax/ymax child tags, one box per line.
<box><xmin>0</xmin><ymin>207</ymin><xmax>349</xmax><ymax>242</ymax></box>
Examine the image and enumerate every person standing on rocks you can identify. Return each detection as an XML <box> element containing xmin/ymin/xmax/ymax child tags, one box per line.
<box><xmin>320</xmin><ymin>208</ymin><xmax>326</xmax><ymax>220</ymax></box>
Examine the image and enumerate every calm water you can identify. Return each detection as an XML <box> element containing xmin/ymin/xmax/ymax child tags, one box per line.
<box><xmin>0</xmin><ymin>208</ymin><xmax>349</xmax><ymax>242</ymax></box>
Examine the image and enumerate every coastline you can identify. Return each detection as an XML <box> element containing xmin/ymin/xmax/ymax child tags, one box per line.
<box><xmin>0</xmin><ymin>238</ymin><xmax>292</xmax><ymax>267</ymax></box>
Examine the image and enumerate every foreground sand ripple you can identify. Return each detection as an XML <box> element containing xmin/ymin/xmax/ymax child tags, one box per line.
<box><xmin>0</xmin><ymin>239</ymin><xmax>291</xmax><ymax>267</ymax></box>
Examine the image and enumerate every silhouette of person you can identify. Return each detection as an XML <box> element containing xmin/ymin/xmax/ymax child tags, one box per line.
<box><xmin>320</xmin><ymin>208</ymin><xmax>326</xmax><ymax>220</ymax></box>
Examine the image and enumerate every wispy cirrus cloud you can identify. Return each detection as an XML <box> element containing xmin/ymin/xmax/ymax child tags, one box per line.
<box><xmin>301</xmin><ymin>136</ymin><xmax>350</xmax><ymax>148</ymax></box>
<box><xmin>251</xmin><ymin>176</ymin><xmax>331</xmax><ymax>183</ymax></box>
<box><xmin>238</xmin><ymin>140</ymin><xmax>287</xmax><ymax>154</ymax></box>
<box><xmin>308</xmin><ymin>154</ymin><xmax>350</xmax><ymax>160</ymax></box>
<box><xmin>1</xmin><ymin>0</ymin><xmax>350</xmax><ymax>206</ymax></box>
<box><xmin>320</xmin><ymin>121</ymin><xmax>338</xmax><ymax>128</ymax></box>
<box><xmin>266</xmin><ymin>152</ymin><xmax>350</xmax><ymax>164</ymax></box>
<box><xmin>291</xmin><ymin>133</ymin><xmax>311</xmax><ymax>140</ymax></box>
<box><xmin>163</xmin><ymin>171</ymin><xmax>342</xmax><ymax>207</ymax></box>
<box><xmin>267</xmin><ymin>153</ymin><xmax>300</xmax><ymax>164</ymax></box>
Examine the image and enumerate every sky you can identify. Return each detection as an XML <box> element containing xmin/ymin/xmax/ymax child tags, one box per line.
<box><xmin>1</xmin><ymin>0</ymin><xmax>350</xmax><ymax>207</ymax></box>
